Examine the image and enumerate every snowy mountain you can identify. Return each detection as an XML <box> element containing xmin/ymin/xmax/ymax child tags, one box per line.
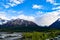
<box><xmin>0</xmin><ymin>18</ymin><xmax>38</xmax><ymax>27</ymax></box>
<box><xmin>0</xmin><ymin>18</ymin><xmax>39</xmax><ymax>32</ymax></box>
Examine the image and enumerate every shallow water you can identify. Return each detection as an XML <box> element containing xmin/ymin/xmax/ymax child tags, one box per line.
<box><xmin>0</xmin><ymin>32</ymin><xmax>22</xmax><ymax>40</ymax></box>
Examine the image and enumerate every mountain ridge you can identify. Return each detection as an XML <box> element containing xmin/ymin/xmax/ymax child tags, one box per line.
<box><xmin>49</xmin><ymin>18</ymin><xmax>60</xmax><ymax>29</ymax></box>
<box><xmin>0</xmin><ymin>18</ymin><xmax>60</xmax><ymax>32</ymax></box>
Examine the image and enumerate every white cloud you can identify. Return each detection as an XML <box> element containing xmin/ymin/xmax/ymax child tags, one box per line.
<box><xmin>0</xmin><ymin>12</ymin><xmax>9</xmax><ymax>20</ymax></box>
<box><xmin>6</xmin><ymin>10</ymin><xmax>35</xmax><ymax>21</ymax></box>
<box><xmin>36</xmin><ymin>11</ymin><xmax>44</xmax><ymax>17</ymax></box>
<box><xmin>52</xmin><ymin>6</ymin><xmax>60</xmax><ymax>10</ymax></box>
<box><xmin>7</xmin><ymin>3</ymin><xmax>16</xmax><ymax>7</ymax></box>
<box><xmin>35</xmin><ymin>10</ymin><xmax>60</xmax><ymax>26</ymax></box>
<box><xmin>11</xmin><ymin>14</ymin><xmax>35</xmax><ymax>22</ymax></box>
<box><xmin>18</xmin><ymin>15</ymin><xmax>35</xmax><ymax>21</ymax></box>
<box><xmin>3</xmin><ymin>5</ymin><xmax>10</xmax><ymax>8</ymax></box>
<box><xmin>46</xmin><ymin>0</ymin><xmax>55</xmax><ymax>4</ymax></box>
<box><xmin>10</xmin><ymin>0</ymin><xmax>24</xmax><ymax>4</ymax></box>
<box><xmin>2</xmin><ymin>0</ymin><xmax>24</xmax><ymax>8</ymax></box>
<box><xmin>32</xmin><ymin>5</ymin><xmax>43</xmax><ymax>9</ymax></box>
<box><xmin>46</xmin><ymin>0</ymin><xmax>60</xmax><ymax>5</ymax></box>
<box><xmin>0</xmin><ymin>11</ymin><xmax>35</xmax><ymax>22</ymax></box>
<box><xmin>9</xmin><ymin>0</ymin><xmax>24</xmax><ymax>6</ymax></box>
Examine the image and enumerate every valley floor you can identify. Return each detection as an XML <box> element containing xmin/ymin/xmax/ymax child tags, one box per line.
<box><xmin>0</xmin><ymin>30</ymin><xmax>60</xmax><ymax>40</ymax></box>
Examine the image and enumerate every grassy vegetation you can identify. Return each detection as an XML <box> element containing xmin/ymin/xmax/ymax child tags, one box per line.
<box><xmin>23</xmin><ymin>30</ymin><xmax>60</xmax><ymax>40</ymax></box>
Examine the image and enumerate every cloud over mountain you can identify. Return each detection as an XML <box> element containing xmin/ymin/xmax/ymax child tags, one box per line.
<box><xmin>35</xmin><ymin>10</ymin><xmax>60</xmax><ymax>26</ymax></box>
<box><xmin>0</xmin><ymin>10</ymin><xmax>60</xmax><ymax>26</ymax></box>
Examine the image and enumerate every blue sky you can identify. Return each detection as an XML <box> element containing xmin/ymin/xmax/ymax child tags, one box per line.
<box><xmin>0</xmin><ymin>0</ymin><xmax>60</xmax><ymax>26</ymax></box>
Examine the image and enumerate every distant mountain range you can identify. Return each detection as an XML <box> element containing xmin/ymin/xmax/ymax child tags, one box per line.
<box><xmin>0</xmin><ymin>18</ymin><xmax>60</xmax><ymax>32</ymax></box>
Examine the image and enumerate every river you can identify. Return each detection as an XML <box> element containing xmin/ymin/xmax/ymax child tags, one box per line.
<box><xmin>0</xmin><ymin>32</ymin><xmax>23</xmax><ymax>40</ymax></box>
